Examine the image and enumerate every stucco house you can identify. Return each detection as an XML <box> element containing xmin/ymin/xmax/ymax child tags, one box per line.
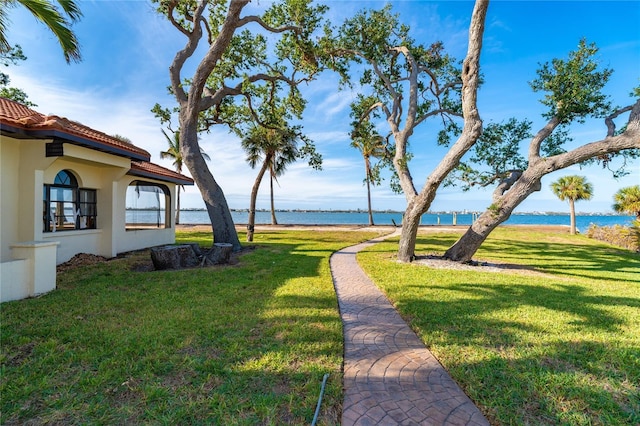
<box><xmin>0</xmin><ymin>97</ymin><xmax>194</xmax><ymax>302</ymax></box>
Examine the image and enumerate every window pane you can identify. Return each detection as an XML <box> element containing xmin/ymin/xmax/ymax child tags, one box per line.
<box><xmin>51</xmin><ymin>187</ymin><xmax>74</xmax><ymax>202</ymax></box>
<box><xmin>79</xmin><ymin>189</ymin><xmax>96</xmax><ymax>203</ymax></box>
<box><xmin>126</xmin><ymin>182</ymin><xmax>168</xmax><ymax>229</ymax></box>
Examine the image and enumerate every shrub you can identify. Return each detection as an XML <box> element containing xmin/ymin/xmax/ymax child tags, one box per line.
<box><xmin>586</xmin><ymin>222</ymin><xmax>640</xmax><ymax>252</ymax></box>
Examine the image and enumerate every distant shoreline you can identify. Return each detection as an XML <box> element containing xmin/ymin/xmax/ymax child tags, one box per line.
<box><xmin>174</xmin><ymin>208</ymin><xmax>624</xmax><ymax>216</ymax></box>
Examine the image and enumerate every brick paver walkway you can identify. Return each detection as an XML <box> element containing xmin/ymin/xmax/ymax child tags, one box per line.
<box><xmin>330</xmin><ymin>232</ymin><xmax>489</xmax><ymax>426</ymax></box>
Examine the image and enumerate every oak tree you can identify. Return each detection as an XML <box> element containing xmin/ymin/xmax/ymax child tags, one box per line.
<box><xmin>328</xmin><ymin>1</ymin><xmax>487</xmax><ymax>262</ymax></box>
<box><xmin>153</xmin><ymin>0</ymin><xmax>328</xmax><ymax>251</ymax></box>
<box><xmin>444</xmin><ymin>41</ymin><xmax>640</xmax><ymax>261</ymax></box>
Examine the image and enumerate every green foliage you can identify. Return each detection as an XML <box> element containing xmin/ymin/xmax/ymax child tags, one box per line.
<box><xmin>153</xmin><ymin>0</ymin><xmax>330</xmax><ymax>139</ymax></box>
<box><xmin>612</xmin><ymin>185</ymin><xmax>640</xmax><ymax>220</ymax></box>
<box><xmin>530</xmin><ymin>39</ymin><xmax>612</xmax><ymax>124</ymax></box>
<box><xmin>159</xmin><ymin>128</ymin><xmax>211</xmax><ymax>174</ymax></box>
<box><xmin>327</xmin><ymin>3</ymin><xmax>464</xmax><ymax>142</ymax></box>
<box><xmin>0</xmin><ymin>86</ymin><xmax>34</xmax><ymax>106</ymax></box>
<box><xmin>1</xmin><ymin>0</ymin><xmax>82</xmax><ymax>63</ymax></box>
<box><xmin>326</xmin><ymin>4</ymin><xmax>469</xmax><ymax>199</ymax></box>
<box><xmin>0</xmin><ymin>44</ymin><xmax>36</xmax><ymax>107</ymax></box>
<box><xmin>241</xmin><ymin>123</ymin><xmax>321</xmax><ymax>175</ymax></box>
<box><xmin>448</xmin><ymin>39</ymin><xmax>634</xmax><ymax>193</ymax></box>
<box><xmin>550</xmin><ymin>175</ymin><xmax>594</xmax><ymax>203</ymax></box>
<box><xmin>350</xmin><ymin>96</ymin><xmax>390</xmax><ymax>187</ymax></box>
<box><xmin>449</xmin><ymin>118</ymin><xmax>532</xmax><ymax>190</ymax></box>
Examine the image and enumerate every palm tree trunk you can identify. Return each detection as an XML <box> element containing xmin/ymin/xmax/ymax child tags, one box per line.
<box><xmin>366</xmin><ymin>176</ymin><xmax>374</xmax><ymax>226</ymax></box>
<box><xmin>247</xmin><ymin>158</ymin><xmax>270</xmax><ymax>242</ymax></box>
<box><xmin>569</xmin><ymin>199</ymin><xmax>577</xmax><ymax>235</ymax></box>
<box><xmin>270</xmin><ymin>171</ymin><xmax>278</xmax><ymax>225</ymax></box>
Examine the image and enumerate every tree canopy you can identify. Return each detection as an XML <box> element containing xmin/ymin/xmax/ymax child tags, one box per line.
<box><xmin>443</xmin><ymin>40</ymin><xmax>640</xmax><ymax>262</ymax></box>
<box><xmin>550</xmin><ymin>175</ymin><xmax>594</xmax><ymax>235</ymax></box>
<box><xmin>325</xmin><ymin>1</ymin><xmax>487</xmax><ymax>262</ymax></box>
<box><xmin>153</xmin><ymin>0</ymin><xmax>331</xmax><ymax>251</ymax></box>
<box><xmin>613</xmin><ymin>185</ymin><xmax>640</xmax><ymax>221</ymax></box>
<box><xmin>0</xmin><ymin>0</ymin><xmax>82</xmax><ymax>63</ymax></box>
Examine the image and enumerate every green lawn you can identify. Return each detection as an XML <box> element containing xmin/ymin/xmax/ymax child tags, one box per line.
<box><xmin>2</xmin><ymin>227</ymin><xmax>638</xmax><ymax>425</ymax></box>
<box><xmin>357</xmin><ymin>227</ymin><xmax>639</xmax><ymax>425</ymax></box>
<box><xmin>1</xmin><ymin>229</ymin><xmax>378</xmax><ymax>425</ymax></box>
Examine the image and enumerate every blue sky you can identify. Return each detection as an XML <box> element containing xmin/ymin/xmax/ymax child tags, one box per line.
<box><xmin>5</xmin><ymin>1</ymin><xmax>639</xmax><ymax>213</ymax></box>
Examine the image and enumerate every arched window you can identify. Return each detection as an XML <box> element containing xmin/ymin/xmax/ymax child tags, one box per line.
<box><xmin>43</xmin><ymin>170</ymin><xmax>97</xmax><ymax>232</ymax></box>
<box><xmin>125</xmin><ymin>181</ymin><xmax>170</xmax><ymax>229</ymax></box>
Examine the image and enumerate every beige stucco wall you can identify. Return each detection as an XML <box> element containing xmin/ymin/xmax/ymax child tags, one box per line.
<box><xmin>1</xmin><ymin>134</ymin><xmax>178</xmax><ymax>270</ymax></box>
<box><xmin>0</xmin><ymin>137</ymin><xmax>19</xmax><ymax>262</ymax></box>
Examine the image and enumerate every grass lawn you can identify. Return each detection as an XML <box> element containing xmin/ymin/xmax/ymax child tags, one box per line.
<box><xmin>357</xmin><ymin>227</ymin><xmax>640</xmax><ymax>425</ymax></box>
<box><xmin>1</xmin><ymin>229</ymin><xmax>379</xmax><ymax>425</ymax></box>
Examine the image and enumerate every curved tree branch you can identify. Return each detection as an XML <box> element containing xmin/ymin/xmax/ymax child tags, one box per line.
<box><xmin>236</xmin><ymin>15</ymin><xmax>301</xmax><ymax>34</ymax></box>
<box><xmin>606</xmin><ymin>104</ymin><xmax>634</xmax><ymax>136</ymax></box>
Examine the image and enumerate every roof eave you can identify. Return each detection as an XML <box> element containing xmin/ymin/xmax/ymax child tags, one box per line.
<box><xmin>127</xmin><ymin>169</ymin><xmax>195</xmax><ymax>186</ymax></box>
<box><xmin>0</xmin><ymin>122</ymin><xmax>150</xmax><ymax>161</ymax></box>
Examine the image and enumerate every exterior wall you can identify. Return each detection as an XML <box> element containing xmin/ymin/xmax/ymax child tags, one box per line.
<box><xmin>39</xmin><ymin>151</ymin><xmax>129</xmax><ymax>263</ymax></box>
<box><xmin>0</xmin><ymin>259</ymin><xmax>29</xmax><ymax>302</ymax></box>
<box><xmin>0</xmin><ymin>136</ymin><xmax>176</xmax><ymax>275</ymax></box>
<box><xmin>1</xmin><ymin>135</ymin><xmax>180</xmax><ymax>303</ymax></box>
<box><xmin>0</xmin><ymin>137</ymin><xmax>19</xmax><ymax>262</ymax></box>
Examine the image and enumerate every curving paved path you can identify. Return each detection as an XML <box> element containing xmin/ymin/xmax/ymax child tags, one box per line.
<box><xmin>330</xmin><ymin>231</ymin><xmax>489</xmax><ymax>426</ymax></box>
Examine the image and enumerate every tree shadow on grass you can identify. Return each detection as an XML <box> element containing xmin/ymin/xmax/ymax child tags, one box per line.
<box><xmin>395</xmin><ymin>280</ymin><xmax>640</xmax><ymax>424</ymax></box>
<box><xmin>1</xmin><ymin>237</ymin><xmax>349</xmax><ymax>425</ymax></box>
<box><xmin>414</xmin><ymin>234</ymin><xmax>640</xmax><ymax>283</ymax></box>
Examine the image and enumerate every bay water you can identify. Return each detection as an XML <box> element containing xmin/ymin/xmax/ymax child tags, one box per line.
<box><xmin>168</xmin><ymin>210</ymin><xmax>636</xmax><ymax>232</ymax></box>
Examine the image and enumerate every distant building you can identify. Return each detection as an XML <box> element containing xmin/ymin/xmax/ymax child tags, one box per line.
<box><xmin>0</xmin><ymin>97</ymin><xmax>193</xmax><ymax>302</ymax></box>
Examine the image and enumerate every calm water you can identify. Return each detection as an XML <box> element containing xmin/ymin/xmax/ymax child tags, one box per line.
<box><xmin>168</xmin><ymin>210</ymin><xmax>636</xmax><ymax>232</ymax></box>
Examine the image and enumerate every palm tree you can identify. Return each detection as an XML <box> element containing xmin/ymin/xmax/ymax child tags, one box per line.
<box><xmin>612</xmin><ymin>185</ymin><xmax>640</xmax><ymax>221</ymax></box>
<box><xmin>160</xmin><ymin>128</ymin><xmax>210</xmax><ymax>225</ymax></box>
<box><xmin>1</xmin><ymin>0</ymin><xmax>82</xmax><ymax>63</ymax></box>
<box><xmin>550</xmin><ymin>175</ymin><xmax>593</xmax><ymax>235</ymax></box>
<box><xmin>351</xmin><ymin>124</ymin><xmax>387</xmax><ymax>226</ymax></box>
<box><xmin>241</xmin><ymin>126</ymin><xmax>301</xmax><ymax>242</ymax></box>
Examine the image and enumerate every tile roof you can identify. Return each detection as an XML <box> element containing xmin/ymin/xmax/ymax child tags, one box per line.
<box><xmin>1</xmin><ymin>97</ymin><xmax>193</xmax><ymax>185</ymax></box>
<box><xmin>130</xmin><ymin>161</ymin><xmax>194</xmax><ymax>185</ymax></box>
<box><xmin>0</xmin><ymin>97</ymin><xmax>150</xmax><ymax>160</ymax></box>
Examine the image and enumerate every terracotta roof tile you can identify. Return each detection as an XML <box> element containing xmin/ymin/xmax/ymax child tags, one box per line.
<box><xmin>130</xmin><ymin>161</ymin><xmax>194</xmax><ymax>185</ymax></box>
<box><xmin>1</xmin><ymin>97</ymin><xmax>193</xmax><ymax>185</ymax></box>
<box><xmin>0</xmin><ymin>97</ymin><xmax>150</xmax><ymax>159</ymax></box>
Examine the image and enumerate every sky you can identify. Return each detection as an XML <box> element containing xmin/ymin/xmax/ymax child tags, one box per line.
<box><xmin>4</xmin><ymin>0</ymin><xmax>639</xmax><ymax>214</ymax></box>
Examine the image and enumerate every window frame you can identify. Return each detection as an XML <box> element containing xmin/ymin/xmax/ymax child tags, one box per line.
<box><xmin>125</xmin><ymin>180</ymin><xmax>171</xmax><ymax>230</ymax></box>
<box><xmin>43</xmin><ymin>170</ymin><xmax>97</xmax><ymax>232</ymax></box>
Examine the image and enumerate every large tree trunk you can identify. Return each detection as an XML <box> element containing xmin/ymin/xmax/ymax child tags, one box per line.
<box><xmin>180</xmin><ymin>116</ymin><xmax>242</xmax><ymax>252</ymax></box>
<box><xmin>247</xmin><ymin>158</ymin><xmax>270</xmax><ymax>242</ymax></box>
<box><xmin>444</xmin><ymin>172</ymin><xmax>543</xmax><ymax>262</ymax></box>
<box><xmin>444</xmin><ymin>101</ymin><xmax>640</xmax><ymax>262</ymax></box>
<box><xmin>395</xmin><ymin>0</ymin><xmax>487</xmax><ymax>262</ymax></box>
<box><xmin>397</xmin><ymin>200</ymin><xmax>424</xmax><ymax>261</ymax></box>
<box><xmin>166</xmin><ymin>1</ymin><xmax>247</xmax><ymax>252</ymax></box>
